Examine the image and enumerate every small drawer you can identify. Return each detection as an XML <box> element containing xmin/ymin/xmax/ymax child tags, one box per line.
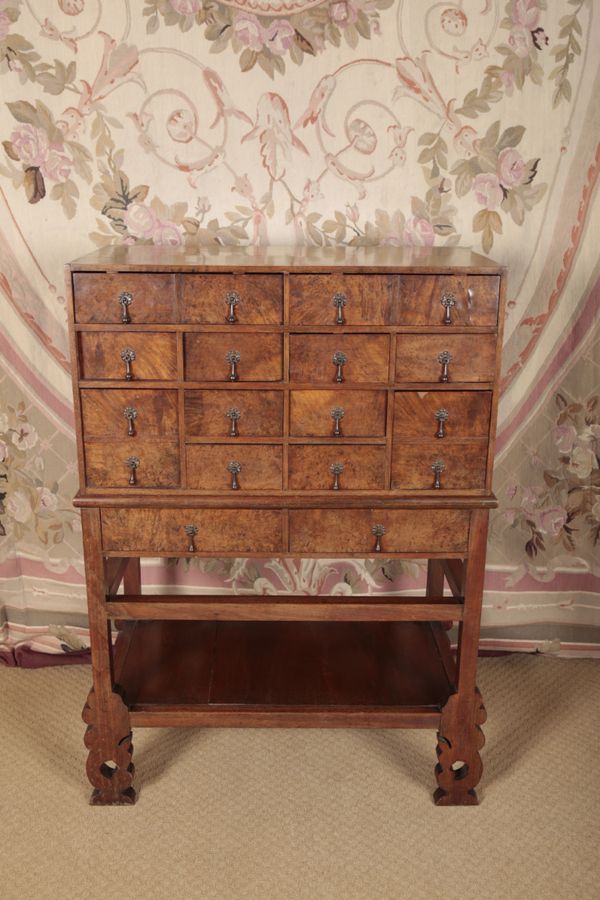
<box><xmin>290</xmin><ymin>335</ymin><xmax>389</xmax><ymax>384</ymax></box>
<box><xmin>393</xmin><ymin>275</ymin><xmax>499</xmax><ymax>326</ymax></box>
<box><xmin>395</xmin><ymin>334</ymin><xmax>496</xmax><ymax>383</ymax></box>
<box><xmin>181</xmin><ymin>274</ymin><xmax>282</xmax><ymax>324</ymax></box>
<box><xmin>288</xmin><ymin>445</ymin><xmax>386</xmax><ymax>491</ymax></box>
<box><xmin>393</xmin><ymin>391</ymin><xmax>492</xmax><ymax>440</ymax></box>
<box><xmin>185</xmin><ymin>333</ymin><xmax>282</xmax><ymax>382</ymax></box>
<box><xmin>85</xmin><ymin>441</ymin><xmax>180</xmax><ymax>489</ymax></box>
<box><xmin>185</xmin><ymin>390</ymin><xmax>283</xmax><ymax>438</ymax></box>
<box><xmin>72</xmin><ymin>274</ymin><xmax>177</xmax><ymax>324</ymax></box>
<box><xmin>81</xmin><ymin>389</ymin><xmax>178</xmax><ymax>440</ymax></box>
<box><xmin>290</xmin><ymin>390</ymin><xmax>387</xmax><ymax>437</ymax></box>
<box><xmin>186</xmin><ymin>444</ymin><xmax>282</xmax><ymax>490</ymax></box>
<box><xmin>289</xmin><ymin>508</ymin><xmax>470</xmax><ymax>554</ymax></box>
<box><xmin>101</xmin><ymin>508</ymin><xmax>284</xmax><ymax>554</ymax></box>
<box><xmin>289</xmin><ymin>275</ymin><xmax>392</xmax><ymax>325</ymax></box>
<box><xmin>79</xmin><ymin>333</ymin><xmax>177</xmax><ymax>381</ymax></box>
<box><xmin>391</xmin><ymin>443</ymin><xmax>488</xmax><ymax>491</ymax></box>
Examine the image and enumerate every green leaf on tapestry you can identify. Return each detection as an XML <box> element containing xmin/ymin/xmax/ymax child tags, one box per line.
<box><xmin>497</xmin><ymin>126</ymin><xmax>526</xmax><ymax>151</ymax></box>
<box><xmin>7</xmin><ymin>101</ymin><xmax>39</xmax><ymax>127</ymax></box>
<box><xmin>23</xmin><ymin>166</ymin><xmax>45</xmax><ymax>204</ymax></box>
<box><xmin>2</xmin><ymin>141</ymin><xmax>19</xmax><ymax>161</ymax></box>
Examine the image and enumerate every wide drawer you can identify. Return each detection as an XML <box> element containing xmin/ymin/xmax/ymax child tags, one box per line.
<box><xmin>81</xmin><ymin>389</ymin><xmax>178</xmax><ymax>440</ymax></box>
<box><xmin>290</xmin><ymin>335</ymin><xmax>389</xmax><ymax>384</ymax></box>
<box><xmin>288</xmin><ymin>445</ymin><xmax>386</xmax><ymax>490</ymax></box>
<box><xmin>393</xmin><ymin>391</ymin><xmax>492</xmax><ymax>440</ymax></box>
<box><xmin>85</xmin><ymin>441</ymin><xmax>180</xmax><ymax>488</ymax></box>
<box><xmin>289</xmin><ymin>508</ymin><xmax>470</xmax><ymax>554</ymax></box>
<box><xmin>393</xmin><ymin>275</ymin><xmax>499</xmax><ymax>326</ymax></box>
<box><xmin>185</xmin><ymin>390</ymin><xmax>283</xmax><ymax>438</ymax></box>
<box><xmin>289</xmin><ymin>275</ymin><xmax>393</xmax><ymax>325</ymax></box>
<box><xmin>185</xmin><ymin>333</ymin><xmax>282</xmax><ymax>382</ymax></box>
<box><xmin>395</xmin><ymin>334</ymin><xmax>496</xmax><ymax>383</ymax></box>
<box><xmin>290</xmin><ymin>390</ymin><xmax>387</xmax><ymax>437</ymax></box>
<box><xmin>72</xmin><ymin>273</ymin><xmax>177</xmax><ymax>324</ymax></box>
<box><xmin>186</xmin><ymin>444</ymin><xmax>282</xmax><ymax>490</ymax></box>
<box><xmin>101</xmin><ymin>508</ymin><xmax>284</xmax><ymax>553</ymax></box>
<box><xmin>391</xmin><ymin>443</ymin><xmax>488</xmax><ymax>491</ymax></box>
<box><xmin>181</xmin><ymin>274</ymin><xmax>282</xmax><ymax>324</ymax></box>
<box><xmin>79</xmin><ymin>333</ymin><xmax>177</xmax><ymax>381</ymax></box>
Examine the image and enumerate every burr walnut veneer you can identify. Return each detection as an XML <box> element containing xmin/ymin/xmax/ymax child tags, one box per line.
<box><xmin>67</xmin><ymin>244</ymin><xmax>505</xmax><ymax>806</ymax></box>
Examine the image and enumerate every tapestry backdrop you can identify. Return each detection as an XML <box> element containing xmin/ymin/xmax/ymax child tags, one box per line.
<box><xmin>1</xmin><ymin>0</ymin><xmax>599</xmax><ymax>662</ymax></box>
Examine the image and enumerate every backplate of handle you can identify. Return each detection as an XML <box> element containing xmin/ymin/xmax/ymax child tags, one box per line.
<box><xmin>225</xmin><ymin>291</ymin><xmax>241</xmax><ymax>324</ymax></box>
<box><xmin>184</xmin><ymin>524</ymin><xmax>198</xmax><ymax>553</ymax></box>
<box><xmin>332</xmin><ymin>292</ymin><xmax>347</xmax><ymax>325</ymax></box>
<box><xmin>126</xmin><ymin>456</ymin><xmax>139</xmax><ymax>486</ymax></box>
<box><xmin>118</xmin><ymin>291</ymin><xmax>133</xmax><ymax>324</ymax></box>
<box><xmin>123</xmin><ymin>406</ymin><xmax>137</xmax><ymax>437</ymax></box>
<box><xmin>371</xmin><ymin>524</ymin><xmax>385</xmax><ymax>553</ymax></box>
<box><xmin>120</xmin><ymin>348</ymin><xmax>136</xmax><ymax>381</ymax></box>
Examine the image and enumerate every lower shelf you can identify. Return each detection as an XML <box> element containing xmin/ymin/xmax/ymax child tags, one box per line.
<box><xmin>114</xmin><ymin>620</ymin><xmax>456</xmax><ymax>729</ymax></box>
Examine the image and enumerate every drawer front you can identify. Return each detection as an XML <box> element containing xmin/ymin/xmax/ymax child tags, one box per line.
<box><xmin>85</xmin><ymin>441</ymin><xmax>180</xmax><ymax>488</ymax></box>
<box><xmin>290</xmin><ymin>335</ymin><xmax>389</xmax><ymax>384</ymax></box>
<box><xmin>289</xmin><ymin>508</ymin><xmax>470</xmax><ymax>554</ymax></box>
<box><xmin>393</xmin><ymin>391</ymin><xmax>492</xmax><ymax>440</ymax></box>
<box><xmin>395</xmin><ymin>334</ymin><xmax>496</xmax><ymax>383</ymax></box>
<box><xmin>81</xmin><ymin>389</ymin><xmax>178</xmax><ymax>440</ymax></box>
<box><xmin>185</xmin><ymin>333</ymin><xmax>282</xmax><ymax>382</ymax></box>
<box><xmin>290</xmin><ymin>390</ymin><xmax>387</xmax><ymax>437</ymax></box>
<box><xmin>186</xmin><ymin>444</ymin><xmax>283</xmax><ymax>490</ymax></box>
<box><xmin>72</xmin><ymin>274</ymin><xmax>177</xmax><ymax>324</ymax></box>
<box><xmin>394</xmin><ymin>275</ymin><xmax>499</xmax><ymax>326</ymax></box>
<box><xmin>288</xmin><ymin>445</ymin><xmax>386</xmax><ymax>491</ymax></box>
<box><xmin>79</xmin><ymin>333</ymin><xmax>177</xmax><ymax>381</ymax></box>
<box><xmin>185</xmin><ymin>390</ymin><xmax>283</xmax><ymax>438</ymax></box>
<box><xmin>101</xmin><ymin>508</ymin><xmax>284</xmax><ymax>553</ymax></box>
<box><xmin>391</xmin><ymin>443</ymin><xmax>488</xmax><ymax>490</ymax></box>
<box><xmin>181</xmin><ymin>274</ymin><xmax>283</xmax><ymax>324</ymax></box>
<box><xmin>289</xmin><ymin>275</ymin><xmax>392</xmax><ymax>325</ymax></box>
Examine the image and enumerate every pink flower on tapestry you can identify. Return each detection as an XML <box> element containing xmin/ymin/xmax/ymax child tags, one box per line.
<box><xmin>454</xmin><ymin>126</ymin><xmax>479</xmax><ymax>158</ymax></box>
<box><xmin>497</xmin><ymin>148</ymin><xmax>526</xmax><ymax>188</ymax></box>
<box><xmin>10</xmin><ymin>125</ymin><xmax>49</xmax><ymax>168</ymax></box>
<box><xmin>167</xmin><ymin>109</ymin><xmax>196</xmax><ymax>144</ymax></box>
<box><xmin>330</xmin><ymin>1</ymin><xmax>358</xmax><ymax>25</ymax></box>
<box><xmin>0</xmin><ymin>10</ymin><xmax>10</xmax><ymax>40</ymax></box>
<box><xmin>152</xmin><ymin>220</ymin><xmax>183</xmax><ymax>247</ymax></box>
<box><xmin>499</xmin><ymin>70</ymin><xmax>516</xmax><ymax>97</ymax></box>
<box><xmin>552</xmin><ymin>424</ymin><xmax>577</xmax><ymax>454</ymax></box>
<box><xmin>59</xmin><ymin>0</ymin><xmax>85</xmax><ymax>14</ymax></box>
<box><xmin>508</xmin><ymin>25</ymin><xmax>533</xmax><ymax>58</ymax></box>
<box><xmin>0</xmin><ymin>440</ymin><xmax>8</xmax><ymax>462</ymax></box>
<box><xmin>234</xmin><ymin>13</ymin><xmax>264</xmax><ymax>52</ymax></box>
<box><xmin>566</xmin><ymin>446</ymin><xmax>598</xmax><ymax>480</ymax></box>
<box><xmin>264</xmin><ymin>20</ymin><xmax>295</xmax><ymax>57</ymax></box>
<box><xmin>170</xmin><ymin>0</ymin><xmax>201</xmax><ymax>13</ymax></box>
<box><xmin>41</xmin><ymin>148</ymin><xmax>72</xmax><ymax>182</ymax></box>
<box><xmin>346</xmin><ymin>203</ymin><xmax>359</xmax><ymax>224</ymax></box>
<box><xmin>512</xmin><ymin>0</ymin><xmax>540</xmax><ymax>29</ymax></box>
<box><xmin>538</xmin><ymin>507</ymin><xmax>568</xmax><ymax>536</ymax></box>
<box><xmin>37</xmin><ymin>487</ymin><xmax>58</xmax><ymax>512</ymax></box>
<box><xmin>403</xmin><ymin>217</ymin><xmax>435</xmax><ymax>248</ymax></box>
<box><xmin>12</xmin><ymin>422</ymin><xmax>38</xmax><ymax>450</ymax></box>
<box><xmin>7</xmin><ymin>489</ymin><xmax>32</xmax><ymax>524</ymax></box>
<box><xmin>124</xmin><ymin>202</ymin><xmax>157</xmax><ymax>239</ymax></box>
<box><xmin>473</xmin><ymin>173</ymin><xmax>503</xmax><ymax>211</ymax></box>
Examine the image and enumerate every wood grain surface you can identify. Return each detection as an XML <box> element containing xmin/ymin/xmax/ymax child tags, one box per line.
<box><xmin>73</xmin><ymin>273</ymin><xmax>177</xmax><ymax>324</ymax></box>
<box><xmin>393</xmin><ymin>391</ymin><xmax>492</xmax><ymax>439</ymax></box>
<box><xmin>181</xmin><ymin>274</ymin><xmax>283</xmax><ymax>323</ymax></box>
<box><xmin>185</xmin><ymin>333</ymin><xmax>283</xmax><ymax>381</ymax></box>
<box><xmin>84</xmin><ymin>441</ymin><xmax>180</xmax><ymax>488</ymax></box>
<box><xmin>81</xmin><ymin>389</ymin><xmax>178</xmax><ymax>440</ymax></box>
<box><xmin>289</xmin><ymin>389</ymin><xmax>387</xmax><ymax>436</ymax></box>
<box><xmin>185</xmin><ymin>389</ymin><xmax>283</xmax><ymax>437</ymax></box>
<box><xmin>79</xmin><ymin>332</ymin><xmax>178</xmax><ymax>381</ymax></box>
<box><xmin>395</xmin><ymin>334</ymin><xmax>496</xmax><ymax>383</ymax></box>
<box><xmin>186</xmin><ymin>444</ymin><xmax>283</xmax><ymax>490</ymax></box>
<box><xmin>391</xmin><ymin>442</ymin><xmax>488</xmax><ymax>490</ymax></box>
<box><xmin>290</xmin><ymin>334</ymin><xmax>389</xmax><ymax>383</ymax></box>
<box><xmin>288</xmin><ymin>444</ymin><xmax>386</xmax><ymax>490</ymax></box>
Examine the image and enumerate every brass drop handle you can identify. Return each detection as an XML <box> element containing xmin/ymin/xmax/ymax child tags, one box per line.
<box><xmin>432</xmin><ymin>459</ymin><xmax>445</xmax><ymax>489</ymax></box>
<box><xmin>119</xmin><ymin>291</ymin><xmax>133</xmax><ymax>324</ymax></box>
<box><xmin>372</xmin><ymin>524</ymin><xmax>385</xmax><ymax>553</ymax></box>
<box><xmin>225</xmin><ymin>291</ymin><xmax>241</xmax><ymax>324</ymax></box>
<box><xmin>437</xmin><ymin>350</ymin><xmax>452</xmax><ymax>383</ymax></box>
<box><xmin>329</xmin><ymin>462</ymin><xmax>344</xmax><ymax>490</ymax></box>
<box><xmin>441</xmin><ymin>293</ymin><xmax>456</xmax><ymax>325</ymax></box>
<box><xmin>126</xmin><ymin>455</ymin><xmax>139</xmax><ymax>486</ymax></box>
<box><xmin>184</xmin><ymin>524</ymin><xmax>198</xmax><ymax>553</ymax></box>
<box><xmin>227</xmin><ymin>460</ymin><xmax>241</xmax><ymax>490</ymax></box>
<box><xmin>121</xmin><ymin>348</ymin><xmax>136</xmax><ymax>381</ymax></box>
<box><xmin>226</xmin><ymin>350</ymin><xmax>240</xmax><ymax>382</ymax></box>
<box><xmin>331</xmin><ymin>406</ymin><xmax>345</xmax><ymax>437</ymax></box>
<box><xmin>332</xmin><ymin>292</ymin><xmax>347</xmax><ymax>325</ymax></box>
<box><xmin>226</xmin><ymin>407</ymin><xmax>241</xmax><ymax>437</ymax></box>
<box><xmin>123</xmin><ymin>406</ymin><xmax>138</xmax><ymax>437</ymax></box>
<box><xmin>435</xmin><ymin>408</ymin><xmax>448</xmax><ymax>439</ymax></box>
<box><xmin>332</xmin><ymin>351</ymin><xmax>347</xmax><ymax>383</ymax></box>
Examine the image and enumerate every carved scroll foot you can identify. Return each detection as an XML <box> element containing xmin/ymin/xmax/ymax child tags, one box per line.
<box><xmin>433</xmin><ymin>688</ymin><xmax>487</xmax><ymax>806</ymax></box>
<box><xmin>82</xmin><ymin>687</ymin><xmax>136</xmax><ymax>805</ymax></box>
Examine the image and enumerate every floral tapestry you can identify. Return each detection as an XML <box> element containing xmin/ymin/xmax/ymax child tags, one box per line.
<box><xmin>1</xmin><ymin>0</ymin><xmax>599</xmax><ymax>662</ymax></box>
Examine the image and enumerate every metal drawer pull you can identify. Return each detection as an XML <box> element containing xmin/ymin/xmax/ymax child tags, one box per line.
<box><xmin>123</xmin><ymin>406</ymin><xmax>138</xmax><ymax>437</ymax></box>
<box><xmin>120</xmin><ymin>348</ymin><xmax>136</xmax><ymax>381</ymax></box>
<box><xmin>432</xmin><ymin>459</ymin><xmax>445</xmax><ymax>489</ymax></box>
<box><xmin>184</xmin><ymin>524</ymin><xmax>198</xmax><ymax>553</ymax></box>
<box><xmin>226</xmin><ymin>350</ymin><xmax>240</xmax><ymax>382</ymax></box>
<box><xmin>126</xmin><ymin>456</ymin><xmax>139</xmax><ymax>486</ymax></box>
<box><xmin>227</xmin><ymin>460</ymin><xmax>241</xmax><ymax>490</ymax></box>
<box><xmin>435</xmin><ymin>408</ymin><xmax>448</xmax><ymax>439</ymax></box>
<box><xmin>437</xmin><ymin>350</ymin><xmax>452</xmax><ymax>383</ymax></box>
<box><xmin>332</xmin><ymin>292</ymin><xmax>347</xmax><ymax>325</ymax></box>
<box><xmin>331</xmin><ymin>406</ymin><xmax>345</xmax><ymax>437</ymax></box>
<box><xmin>332</xmin><ymin>351</ymin><xmax>347</xmax><ymax>383</ymax></box>
<box><xmin>329</xmin><ymin>462</ymin><xmax>344</xmax><ymax>490</ymax></box>
<box><xmin>225</xmin><ymin>290</ymin><xmax>241</xmax><ymax>323</ymax></box>
<box><xmin>226</xmin><ymin>407</ymin><xmax>241</xmax><ymax>437</ymax></box>
<box><xmin>441</xmin><ymin>293</ymin><xmax>456</xmax><ymax>325</ymax></box>
<box><xmin>118</xmin><ymin>291</ymin><xmax>133</xmax><ymax>324</ymax></box>
<box><xmin>371</xmin><ymin>523</ymin><xmax>385</xmax><ymax>553</ymax></box>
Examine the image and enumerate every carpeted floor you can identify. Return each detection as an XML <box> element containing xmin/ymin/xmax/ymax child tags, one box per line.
<box><xmin>1</xmin><ymin>655</ymin><xmax>598</xmax><ymax>900</ymax></box>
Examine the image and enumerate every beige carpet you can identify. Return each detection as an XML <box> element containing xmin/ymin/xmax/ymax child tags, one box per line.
<box><xmin>1</xmin><ymin>655</ymin><xmax>598</xmax><ymax>900</ymax></box>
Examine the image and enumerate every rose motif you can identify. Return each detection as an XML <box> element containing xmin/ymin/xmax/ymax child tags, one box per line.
<box><xmin>537</xmin><ymin>507</ymin><xmax>568</xmax><ymax>537</ymax></box>
<box><xmin>170</xmin><ymin>0</ymin><xmax>201</xmax><ymax>13</ymax></box>
<box><xmin>473</xmin><ymin>173</ymin><xmax>504</xmax><ymax>211</ymax></box>
<box><xmin>0</xmin><ymin>10</ymin><xmax>11</xmax><ymax>40</ymax></box>
<box><xmin>58</xmin><ymin>0</ymin><xmax>85</xmax><ymax>14</ymax></box>
<box><xmin>497</xmin><ymin>148</ymin><xmax>526</xmax><ymax>188</ymax></box>
<box><xmin>348</xmin><ymin>119</ymin><xmax>377</xmax><ymax>154</ymax></box>
<box><xmin>10</xmin><ymin>125</ymin><xmax>49</xmax><ymax>168</ymax></box>
<box><xmin>566</xmin><ymin>446</ymin><xmax>598</xmax><ymax>480</ymax></box>
<box><xmin>152</xmin><ymin>220</ymin><xmax>183</xmax><ymax>246</ymax></box>
<box><xmin>11</xmin><ymin>422</ymin><xmax>38</xmax><ymax>450</ymax></box>
<box><xmin>403</xmin><ymin>217</ymin><xmax>435</xmax><ymax>248</ymax></box>
<box><xmin>7</xmin><ymin>489</ymin><xmax>32</xmax><ymax>524</ymax></box>
<box><xmin>552</xmin><ymin>425</ymin><xmax>577</xmax><ymax>454</ymax></box>
<box><xmin>42</xmin><ymin>148</ymin><xmax>72</xmax><ymax>182</ymax></box>
<box><xmin>264</xmin><ymin>19</ymin><xmax>295</xmax><ymax>56</ymax></box>
<box><xmin>124</xmin><ymin>202</ymin><xmax>158</xmax><ymax>239</ymax></box>
<box><xmin>440</xmin><ymin>7</ymin><xmax>467</xmax><ymax>36</ymax></box>
<box><xmin>330</xmin><ymin>1</ymin><xmax>357</xmax><ymax>25</ymax></box>
<box><xmin>508</xmin><ymin>25</ymin><xmax>533</xmax><ymax>58</ymax></box>
<box><xmin>166</xmin><ymin>108</ymin><xmax>197</xmax><ymax>144</ymax></box>
<box><xmin>37</xmin><ymin>487</ymin><xmax>58</xmax><ymax>512</ymax></box>
<box><xmin>512</xmin><ymin>0</ymin><xmax>540</xmax><ymax>29</ymax></box>
<box><xmin>234</xmin><ymin>12</ymin><xmax>264</xmax><ymax>51</ymax></box>
<box><xmin>454</xmin><ymin>125</ymin><xmax>479</xmax><ymax>158</ymax></box>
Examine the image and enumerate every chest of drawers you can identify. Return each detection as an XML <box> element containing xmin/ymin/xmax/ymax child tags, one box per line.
<box><xmin>67</xmin><ymin>245</ymin><xmax>505</xmax><ymax>806</ymax></box>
